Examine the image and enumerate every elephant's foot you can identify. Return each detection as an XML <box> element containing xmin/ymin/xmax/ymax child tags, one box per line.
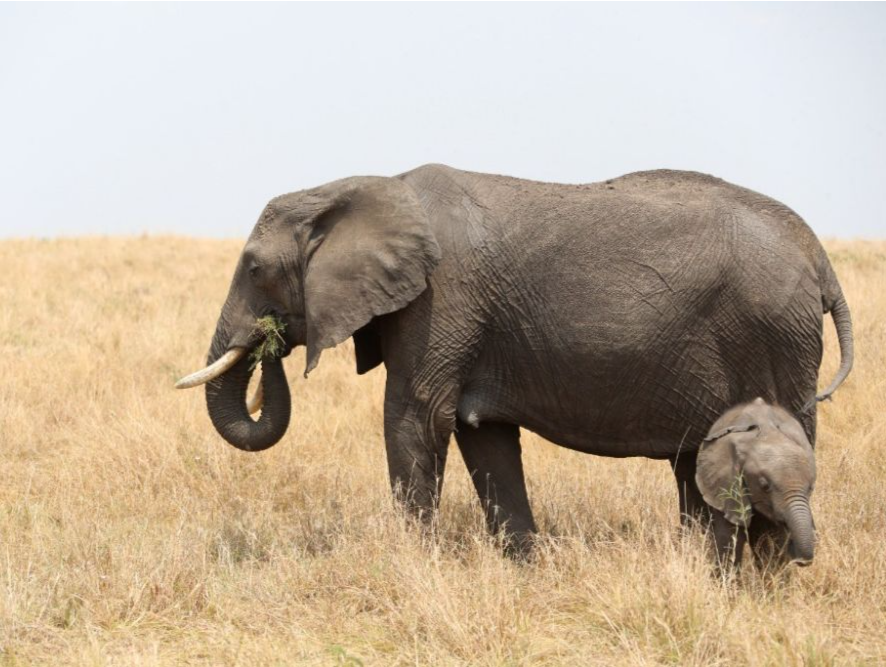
<box><xmin>389</xmin><ymin>473</ymin><xmax>446</xmax><ymax>529</ymax></box>
<box><xmin>496</xmin><ymin>524</ymin><xmax>537</xmax><ymax>561</ymax></box>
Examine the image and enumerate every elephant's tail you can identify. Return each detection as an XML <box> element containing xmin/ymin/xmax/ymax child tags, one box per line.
<box><xmin>809</xmin><ymin>256</ymin><xmax>854</xmax><ymax>407</ymax></box>
<box><xmin>815</xmin><ymin>293</ymin><xmax>854</xmax><ymax>403</ymax></box>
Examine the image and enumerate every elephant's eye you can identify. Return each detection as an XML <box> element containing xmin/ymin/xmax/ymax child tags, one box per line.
<box><xmin>248</xmin><ymin>265</ymin><xmax>260</xmax><ymax>280</ymax></box>
<box><xmin>759</xmin><ymin>477</ymin><xmax>771</xmax><ymax>492</ymax></box>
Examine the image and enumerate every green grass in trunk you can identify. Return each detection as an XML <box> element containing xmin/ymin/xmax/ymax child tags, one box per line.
<box><xmin>249</xmin><ymin>315</ymin><xmax>287</xmax><ymax>370</ymax></box>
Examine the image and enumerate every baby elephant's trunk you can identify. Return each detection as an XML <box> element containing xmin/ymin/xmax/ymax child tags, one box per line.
<box><xmin>784</xmin><ymin>497</ymin><xmax>815</xmax><ymax>565</ymax></box>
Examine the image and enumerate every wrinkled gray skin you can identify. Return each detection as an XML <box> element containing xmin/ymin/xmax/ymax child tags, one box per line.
<box><xmin>696</xmin><ymin>398</ymin><xmax>817</xmax><ymax>568</ymax></box>
<box><xmin>197</xmin><ymin>164</ymin><xmax>853</xmax><ymax>560</ymax></box>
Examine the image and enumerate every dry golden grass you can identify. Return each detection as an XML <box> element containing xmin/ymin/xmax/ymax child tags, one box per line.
<box><xmin>1</xmin><ymin>236</ymin><xmax>884</xmax><ymax>666</ymax></box>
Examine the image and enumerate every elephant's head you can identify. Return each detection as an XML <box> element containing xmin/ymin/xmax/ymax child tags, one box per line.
<box><xmin>176</xmin><ymin>176</ymin><xmax>440</xmax><ymax>451</ymax></box>
<box><xmin>696</xmin><ymin>398</ymin><xmax>817</xmax><ymax>565</ymax></box>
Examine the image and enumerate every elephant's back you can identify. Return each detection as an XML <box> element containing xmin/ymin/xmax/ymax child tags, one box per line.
<box><xmin>409</xmin><ymin>165</ymin><xmax>825</xmax><ymax>254</ymax></box>
<box><xmin>509</xmin><ymin>169</ymin><xmax>830</xmax><ymax>309</ymax></box>
<box><xmin>407</xmin><ymin>163</ymin><xmax>830</xmax><ymax>334</ymax></box>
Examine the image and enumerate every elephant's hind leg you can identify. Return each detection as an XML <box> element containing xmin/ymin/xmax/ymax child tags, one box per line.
<box><xmin>455</xmin><ymin>421</ymin><xmax>537</xmax><ymax>557</ymax></box>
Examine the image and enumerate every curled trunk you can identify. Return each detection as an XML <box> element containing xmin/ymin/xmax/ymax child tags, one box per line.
<box><xmin>205</xmin><ymin>343</ymin><xmax>291</xmax><ymax>452</ymax></box>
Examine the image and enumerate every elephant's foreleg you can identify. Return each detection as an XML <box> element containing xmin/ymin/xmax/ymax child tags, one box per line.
<box><xmin>383</xmin><ymin>377</ymin><xmax>452</xmax><ymax>522</ymax></box>
<box><xmin>670</xmin><ymin>454</ymin><xmax>710</xmax><ymax>528</ymax></box>
<box><xmin>710</xmin><ymin>508</ymin><xmax>747</xmax><ymax>572</ymax></box>
<box><xmin>747</xmin><ymin>514</ymin><xmax>791</xmax><ymax>571</ymax></box>
<box><xmin>455</xmin><ymin>420</ymin><xmax>537</xmax><ymax>557</ymax></box>
<box><xmin>674</xmin><ymin>459</ymin><xmax>746</xmax><ymax>572</ymax></box>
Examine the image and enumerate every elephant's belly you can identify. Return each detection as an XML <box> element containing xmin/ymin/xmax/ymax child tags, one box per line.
<box><xmin>471</xmin><ymin>410</ymin><xmax>680</xmax><ymax>459</ymax></box>
<box><xmin>456</xmin><ymin>291</ymin><xmax>822</xmax><ymax>458</ymax></box>
<box><xmin>456</xmin><ymin>347</ymin><xmax>733</xmax><ymax>459</ymax></box>
<box><xmin>457</xmin><ymin>384</ymin><xmax>681</xmax><ymax>459</ymax></box>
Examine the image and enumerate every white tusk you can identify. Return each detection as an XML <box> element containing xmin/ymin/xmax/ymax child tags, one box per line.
<box><xmin>175</xmin><ymin>348</ymin><xmax>246</xmax><ymax>389</ymax></box>
<box><xmin>247</xmin><ymin>375</ymin><xmax>264</xmax><ymax>414</ymax></box>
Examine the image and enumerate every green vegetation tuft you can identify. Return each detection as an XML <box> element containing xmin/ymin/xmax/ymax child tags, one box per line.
<box><xmin>719</xmin><ymin>471</ymin><xmax>752</xmax><ymax>527</ymax></box>
<box><xmin>249</xmin><ymin>315</ymin><xmax>287</xmax><ymax>370</ymax></box>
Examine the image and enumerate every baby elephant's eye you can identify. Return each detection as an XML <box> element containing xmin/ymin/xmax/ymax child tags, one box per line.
<box><xmin>759</xmin><ymin>477</ymin><xmax>771</xmax><ymax>492</ymax></box>
<box><xmin>248</xmin><ymin>265</ymin><xmax>260</xmax><ymax>279</ymax></box>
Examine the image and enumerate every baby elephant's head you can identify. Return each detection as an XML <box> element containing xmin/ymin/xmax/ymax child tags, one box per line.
<box><xmin>696</xmin><ymin>398</ymin><xmax>817</xmax><ymax>566</ymax></box>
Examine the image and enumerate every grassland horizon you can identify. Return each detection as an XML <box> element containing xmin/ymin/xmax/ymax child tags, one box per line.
<box><xmin>1</xmin><ymin>236</ymin><xmax>884</xmax><ymax>665</ymax></box>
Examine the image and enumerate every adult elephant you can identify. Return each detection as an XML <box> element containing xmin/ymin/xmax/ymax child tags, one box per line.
<box><xmin>177</xmin><ymin>164</ymin><xmax>853</xmax><ymax>559</ymax></box>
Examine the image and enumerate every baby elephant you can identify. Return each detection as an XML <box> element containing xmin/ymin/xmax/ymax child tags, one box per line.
<box><xmin>695</xmin><ymin>398</ymin><xmax>817</xmax><ymax>568</ymax></box>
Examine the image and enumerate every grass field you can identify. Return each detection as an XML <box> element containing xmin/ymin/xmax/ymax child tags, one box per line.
<box><xmin>1</xmin><ymin>237</ymin><xmax>884</xmax><ymax>666</ymax></box>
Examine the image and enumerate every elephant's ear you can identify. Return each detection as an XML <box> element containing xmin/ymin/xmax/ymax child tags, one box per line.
<box><xmin>696</xmin><ymin>431</ymin><xmax>754</xmax><ymax>528</ymax></box>
<box><xmin>302</xmin><ymin>177</ymin><xmax>440</xmax><ymax>375</ymax></box>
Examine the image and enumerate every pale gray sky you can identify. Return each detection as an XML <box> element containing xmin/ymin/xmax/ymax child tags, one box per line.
<box><xmin>1</xmin><ymin>3</ymin><xmax>884</xmax><ymax>238</ymax></box>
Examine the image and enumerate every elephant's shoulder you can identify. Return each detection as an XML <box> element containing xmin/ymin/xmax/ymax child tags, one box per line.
<box><xmin>399</xmin><ymin>163</ymin><xmax>479</xmax><ymax>194</ymax></box>
<box><xmin>612</xmin><ymin>169</ymin><xmax>726</xmax><ymax>187</ymax></box>
<box><xmin>404</xmin><ymin>163</ymin><xmax>459</xmax><ymax>177</ymax></box>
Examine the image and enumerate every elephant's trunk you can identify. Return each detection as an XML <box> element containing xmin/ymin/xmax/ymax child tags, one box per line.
<box><xmin>204</xmin><ymin>330</ymin><xmax>291</xmax><ymax>452</ymax></box>
<box><xmin>784</xmin><ymin>496</ymin><xmax>815</xmax><ymax>565</ymax></box>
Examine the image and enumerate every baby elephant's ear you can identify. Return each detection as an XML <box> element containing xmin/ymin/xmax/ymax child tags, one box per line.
<box><xmin>696</xmin><ymin>433</ymin><xmax>754</xmax><ymax>527</ymax></box>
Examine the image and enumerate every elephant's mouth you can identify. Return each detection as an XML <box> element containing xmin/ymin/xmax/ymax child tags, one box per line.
<box><xmin>175</xmin><ymin>312</ymin><xmax>296</xmax><ymax>393</ymax></box>
<box><xmin>255</xmin><ymin>310</ymin><xmax>304</xmax><ymax>357</ymax></box>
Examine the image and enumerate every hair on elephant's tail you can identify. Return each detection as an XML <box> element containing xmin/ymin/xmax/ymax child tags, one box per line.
<box><xmin>806</xmin><ymin>253</ymin><xmax>854</xmax><ymax>410</ymax></box>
